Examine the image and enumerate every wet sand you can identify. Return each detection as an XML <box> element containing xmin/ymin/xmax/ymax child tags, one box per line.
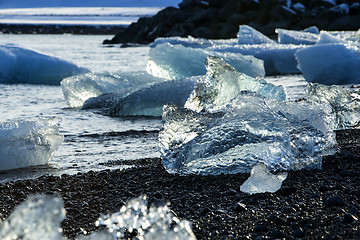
<box><xmin>0</xmin><ymin>129</ymin><xmax>359</xmax><ymax>239</ymax></box>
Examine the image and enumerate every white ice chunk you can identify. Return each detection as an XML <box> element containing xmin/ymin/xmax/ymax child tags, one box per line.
<box><xmin>0</xmin><ymin>44</ymin><xmax>87</xmax><ymax>85</ymax></box>
<box><xmin>240</xmin><ymin>163</ymin><xmax>288</xmax><ymax>194</ymax></box>
<box><xmin>83</xmin><ymin>77</ymin><xmax>197</xmax><ymax>117</ymax></box>
<box><xmin>237</xmin><ymin>25</ymin><xmax>275</xmax><ymax>45</ymax></box>
<box><xmin>276</xmin><ymin>28</ymin><xmax>319</xmax><ymax>45</ymax></box>
<box><xmin>209</xmin><ymin>43</ymin><xmax>304</xmax><ymax>75</ymax></box>
<box><xmin>61</xmin><ymin>71</ymin><xmax>166</xmax><ymax>108</ymax></box>
<box><xmin>160</xmin><ymin>92</ymin><xmax>335</xmax><ymax>175</ymax></box>
<box><xmin>0</xmin><ymin>194</ymin><xmax>66</xmax><ymax>240</ymax></box>
<box><xmin>96</xmin><ymin>195</ymin><xmax>196</xmax><ymax>240</ymax></box>
<box><xmin>147</xmin><ymin>43</ymin><xmax>265</xmax><ymax>80</ymax></box>
<box><xmin>185</xmin><ymin>56</ymin><xmax>286</xmax><ymax>112</ymax></box>
<box><xmin>0</xmin><ymin>118</ymin><xmax>63</xmax><ymax>171</ymax></box>
<box><xmin>306</xmin><ymin>83</ymin><xmax>360</xmax><ymax>129</ymax></box>
<box><xmin>316</xmin><ymin>31</ymin><xmax>348</xmax><ymax>45</ymax></box>
<box><xmin>303</xmin><ymin>26</ymin><xmax>320</xmax><ymax>34</ymax></box>
<box><xmin>295</xmin><ymin>38</ymin><xmax>360</xmax><ymax>84</ymax></box>
<box><xmin>151</xmin><ymin>36</ymin><xmax>213</xmax><ymax>48</ymax></box>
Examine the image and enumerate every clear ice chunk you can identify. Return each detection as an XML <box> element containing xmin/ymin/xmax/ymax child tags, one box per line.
<box><xmin>0</xmin><ymin>44</ymin><xmax>87</xmax><ymax>85</ymax></box>
<box><xmin>61</xmin><ymin>71</ymin><xmax>166</xmax><ymax>108</ymax></box>
<box><xmin>276</xmin><ymin>28</ymin><xmax>319</xmax><ymax>45</ymax></box>
<box><xmin>306</xmin><ymin>83</ymin><xmax>360</xmax><ymax>129</ymax></box>
<box><xmin>0</xmin><ymin>194</ymin><xmax>66</xmax><ymax>240</ymax></box>
<box><xmin>237</xmin><ymin>25</ymin><xmax>275</xmax><ymax>45</ymax></box>
<box><xmin>96</xmin><ymin>195</ymin><xmax>196</xmax><ymax>240</ymax></box>
<box><xmin>184</xmin><ymin>56</ymin><xmax>286</xmax><ymax>112</ymax></box>
<box><xmin>83</xmin><ymin>77</ymin><xmax>197</xmax><ymax>117</ymax></box>
<box><xmin>0</xmin><ymin>118</ymin><xmax>63</xmax><ymax>171</ymax></box>
<box><xmin>240</xmin><ymin>163</ymin><xmax>288</xmax><ymax>194</ymax></box>
<box><xmin>209</xmin><ymin>43</ymin><xmax>304</xmax><ymax>75</ymax></box>
<box><xmin>160</xmin><ymin>92</ymin><xmax>336</xmax><ymax>175</ymax></box>
<box><xmin>147</xmin><ymin>42</ymin><xmax>265</xmax><ymax>80</ymax></box>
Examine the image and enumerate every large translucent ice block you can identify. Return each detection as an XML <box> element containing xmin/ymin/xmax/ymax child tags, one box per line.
<box><xmin>0</xmin><ymin>118</ymin><xmax>63</xmax><ymax>171</ymax></box>
<box><xmin>83</xmin><ymin>77</ymin><xmax>197</xmax><ymax>117</ymax></box>
<box><xmin>61</xmin><ymin>71</ymin><xmax>166</xmax><ymax>108</ymax></box>
<box><xmin>209</xmin><ymin>43</ymin><xmax>303</xmax><ymax>75</ymax></box>
<box><xmin>306</xmin><ymin>83</ymin><xmax>360</xmax><ymax>130</ymax></box>
<box><xmin>0</xmin><ymin>44</ymin><xmax>87</xmax><ymax>85</ymax></box>
<box><xmin>147</xmin><ymin>42</ymin><xmax>265</xmax><ymax>80</ymax></box>
<box><xmin>0</xmin><ymin>194</ymin><xmax>66</xmax><ymax>240</ymax></box>
<box><xmin>96</xmin><ymin>195</ymin><xmax>196</xmax><ymax>240</ymax></box>
<box><xmin>237</xmin><ymin>25</ymin><xmax>275</xmax><ymax>45</ymax></box>
<box><xmin>160</xmin><ymin>92</ymin><xmax>336</xmax><ymax>176</ymax></box>
<box><xmin>185</xmin><ymin>56</ymin><xmax>286</xmax><ymax>112</ymax></box>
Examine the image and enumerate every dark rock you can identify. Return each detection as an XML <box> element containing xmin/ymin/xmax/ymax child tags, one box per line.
<box><xmin>271</xmin><ymin>229</ymin><xmax>285</xmax><ymax>238</ymax></box>
<box><xmin>324</xmin><ymin>195</ymin><xmax>346</xmax><ymax>207</ymax></box>
<box><xmin>292</xmin><ymin>226</ymin><xmax>305</xmax><ymax>238</ymax></box>
<box><xmin>234</xmin><ymin>202</ymin><xmax>247</xmax><ymax>212</ymax></box>
<box><xmin>343</xmin><ymin>213</ymin><xmax>358</xmax><ymax>223</ymax></box>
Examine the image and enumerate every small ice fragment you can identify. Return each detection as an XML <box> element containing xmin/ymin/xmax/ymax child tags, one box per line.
<box><xmin>237</xmin><ymin>25</ymin><xmax>275</xmax><ymax>45</ymax></box>
<box><xmin>147</xmin><ymin>42</ymin><xmax>265</xmax><ymax>80</ymax></box>
<box><xmin>96</xmin><ymin>195</ymin><xmax>196</xmax><ymax>240</ymax></box>
<box><xmin>0</xmin><ymin>194</ymin><xmax>66</xmax><ymax>240</ymax></box>
<box><xmin>276</xmin><ymin>28</ymin><xmax>319</xmax><ymax>45</ymax></box>
<box><xmin>0</xmin><ymin>44</ymin><xmax>87</xmax><ymax>85</ymax></box>
<box><xmin>185</xmin><ymin>56</ymin><xmax>286</xmax><ymax>112</ymax></box>
<box><xmin>0</xmin><ymin>118</ymin><xmax>63</xmax><ymax>171</ymax></box>
<box><xmin>303</xmin><ymin>26</ymin><xmax>320</xmax><ymax>34</ymax></box>
<box><xmin>240</xmin><ymin>163</ymin><xmax>288</xmax><ymax>194</ymax></box>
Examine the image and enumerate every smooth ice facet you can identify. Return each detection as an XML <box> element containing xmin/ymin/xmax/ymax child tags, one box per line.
<box><xmin>306</xmin><ymin>83</ymin><xmax>360</xmax><ymax>129</ymax></box>
<box><xmin>237</xmin><ymin>25</ymin><xmax>275</xmax><ymax>45</ymax></box>
<box><xmin>240</xmin><ymin>163</ymin><xmax>288</xmax><ymax>194</ymax></box>
<box><xmin>147</xmin><ymin>42</ymin><xmax>265</xmax><ymax>79</ymax></box>
<box><xmin>160</xmin><ymin>92</ymin><xmax>335</xmax><ymax>175</ymax></box>
<box><xmin>96</xmin><ymin>195</ymin><xmax>196</xmax><ymax>240</ymax></box>
<box><xmin>0</xmin><ymin>194</ymin><xmax>66</xmax><ymax>240</ymax></box>
<box><xmin>0</xmin><ymin>118</ymin><xmax>63</xmax><ymax>171</ymax></box>
<box><xmin>83</xmin><ymin>77</ymin><xmax>197</xmax><ymax>117</ymax></box>
<box><xmin>276</xmin><ymin>28</ymin><xmax>319</xmax><ymax>45</ymax></box>
<box><xmin>184</xmin><ymin>56</ymin><xmax>286</xmax><ymax>112</ymax></box>
<box><xmin>61</xmin><ymin>71</ymin><xmax>165</xmax><ymax>108</ymax></box>
<box><xmin>0</xmin><ymin>44</ymin><xmax>87</xmax><ymax>85</ymax></box>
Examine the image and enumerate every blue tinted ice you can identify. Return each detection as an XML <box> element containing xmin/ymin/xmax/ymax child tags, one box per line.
<box><xmin>0</xmin><ymin>44</ymin><xmax>87</xmax><ymax>85</ymax></box>
<box><xmin>0</xmin><ymin>195</ymin><xmax>65</xmax><ymax>240</ymax></box>
<box><xmin>160</xmin><ymin>92</ymin><xmax>336</xmax><ymax>175</ymax></box>
<box><xmin>83</xmin><ymin>77</ymin><xmax>197</xmax><ymax>117</ymax></box>
<box><xmin>184</xmin><ymin>56</ymin><xmax>286</xmax><ymax>112</ymax></box>
<box><xmin>276</xmin><ymin>28</ymin><xmax>319</xmax><ymax>45</ymax></box>
<box><xmin>237</xmin><ymin>25</ymin><xmax>275</xmax><ymax>45</ymax></box>
<box><xmin>61</xmin><ymin>71</ymin><xmax>166</xmax><ymax>108</ymax></box>
<box><xmin>0</xmin><ymin>118</ymin><xmax>63</xmax><ymax>171</ymax></box>
<box><xmin>306</xmin><ymin>83</ymin><xmax>360</xmax><ymax>129</ymax></box>
<box><xmin>147</xmin><ymin>42</ymin><xmax>265</xmax><ymax>79</ymax></box>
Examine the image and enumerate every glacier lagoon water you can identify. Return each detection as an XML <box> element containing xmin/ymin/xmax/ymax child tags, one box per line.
<box><xmin>0</xmin><ymin>34</ymin><xmax>307</xmax><ymax>182</ymax></box>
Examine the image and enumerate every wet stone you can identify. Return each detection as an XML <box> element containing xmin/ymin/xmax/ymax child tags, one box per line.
<box><xmin>324</xmin><ymin>195</ymin><xmax>346</xmax><ymax>208</ymax></box>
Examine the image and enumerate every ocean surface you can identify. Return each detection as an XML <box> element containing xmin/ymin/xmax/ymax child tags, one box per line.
<box><xmin>0</xmin><ymin>34</ymin><xmax>306</xmax><ymax>182</ymax></box>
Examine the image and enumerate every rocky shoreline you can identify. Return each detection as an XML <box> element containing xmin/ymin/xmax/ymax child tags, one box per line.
<box><xmin>104</xmin><ymin>0</ymin><xmax>360</xmax><ymax>44</ymax></box>
<box><xmin>0</xmin><ymin>129</ymin><xmax>359</xmax><ymax>239</ymax></box>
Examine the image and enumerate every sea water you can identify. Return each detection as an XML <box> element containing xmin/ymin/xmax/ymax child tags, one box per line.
<box><xmin>0</xmin><ymin>34</ymin><xmax>306</xmax><ymax>182</ymax></box>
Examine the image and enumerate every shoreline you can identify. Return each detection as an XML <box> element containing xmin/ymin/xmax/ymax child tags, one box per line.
<box><xmin>0</xmin><ymin>129</ymin><xmax>359</xmax><ymax>239</ymax></box>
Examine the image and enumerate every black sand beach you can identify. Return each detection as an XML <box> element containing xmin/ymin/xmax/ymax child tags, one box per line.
<box><xmin>0</xmin><ymin>129</ymin><xmax>359</xmax><ymax>239</ymax></box>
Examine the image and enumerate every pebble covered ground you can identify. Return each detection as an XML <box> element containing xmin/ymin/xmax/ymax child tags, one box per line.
<box><xmin>0</xmin><ymin>129</ymin><xmax>359</xmax><ymax>239</ymax></box>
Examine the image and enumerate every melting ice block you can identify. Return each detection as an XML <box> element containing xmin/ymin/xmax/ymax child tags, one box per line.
<box><xmin>147</xmin><ymin>42</ymin><xmax>265</xmax><ymax>80</ymax></box>
<box><xmin>61</xmin><ymin>71</ymin><xmax>165</xmax><ymax>108</ymax></box>
<box><xmin>240</xmin><ymin>163</ymin><xmax>288</xmax><ymax>194</ymax></box>
<box><xmin>83</xmin><ymin>77</ymin><xmax>197</xmax><ymax>117</ymax></box>
<box><xmin>96</xmin><ymin>195</ymin><xmax>196</xmax><ymax>240</ymax></box>
<box><xmin>0</xmin><ymin>194</ymin><xmax>65</xmax><ymax>240</ymax></box>
<box><xmin>237</xmin><ymin>25</ymin><xmax>275</xmax><ymax>45</ymax></box>
<box><xmin>160</xmin><ymin>92</ymin><xmax>336</xmax><ymax>175</ymax></box>
<box><xmin>185</xmin><ymin>56</ymin><xmax>286</xmax><ymax>112</ymax></box>
<box><xmin>209</xmin><ymin>43</ymin><xmax>304</xmax><ymax>75</ymax></box>
<box><xmin>306</xmin><ymin>83</ymin><xmax>360</xmax><ymax>129</ymax></box>
<box><xmin>0</xmin><ymin>118</ymin><xmax>63</xmax><ymax>171</ymax></box>
<box><xmin>0</xmin><ymin>44</ymin><xmax>87</xmax><ymax>85</ymax></box>
<box><xmin>276</xmin><ymin>28</ymin><xmax>319</xmax><ymax>45</ymax></box>
<box><xmin>295</xmin><ymin>33</ymin><xmax>360</xmax><ymax>85</ymax></box>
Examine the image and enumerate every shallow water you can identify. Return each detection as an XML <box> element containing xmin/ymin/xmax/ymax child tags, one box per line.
<box><xmin>0</xmin><ymin>34</ymin><xmax>307</xmax><ymax>182</ymax></box>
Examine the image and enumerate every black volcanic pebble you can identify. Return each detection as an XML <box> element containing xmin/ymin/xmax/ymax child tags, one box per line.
<box><xmin>324</xmin><ymin>195</ymin><xmax>346</xmax><ymax>207</ymax></box>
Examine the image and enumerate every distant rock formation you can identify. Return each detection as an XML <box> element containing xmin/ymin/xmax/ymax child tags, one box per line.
<box><xmin>103</xmin><ymin>0</ymin><xmax>360</xmax><ymax>44</ymax></box>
